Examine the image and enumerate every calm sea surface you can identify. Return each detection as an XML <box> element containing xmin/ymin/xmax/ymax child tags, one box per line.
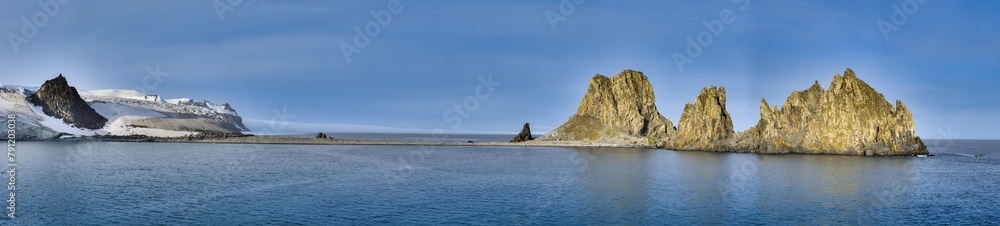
<box><xmin>4</xmin><ymin>139</ymin><xmax>999</xmax><ymax>225</ymax></box>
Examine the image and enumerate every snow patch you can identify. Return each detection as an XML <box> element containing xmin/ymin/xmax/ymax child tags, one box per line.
<box><xmin>0</xmin><ymin>84</ymin><xmax>39</xmax><ymax>91</ymax></box>
<box><xmin>165</xmin><ymin>98</ymin><xmax>236</xmax><ymax>115</ymax></box>
<box><xmin>26</xmin><ymin>102</ymin><xmax>100</xmax><ymax>136</ymax></box>
<box><xmin>104</xmin><ymin>115</ymin><xmax>196</xmax><ymax>137</ymax></box>
<box><xmin>165</xmin><ymin>98</ymin><xmax>192</xmax><ymax>105</ymax></box>
<box><xmin>207</xmin><ymin>102</ymin><xmax>237</xmax><ymax>115</ymax></box>
<box><xmin>82</xmin><ymin>89</ymin><xmax>145</xmax><ymax>99</ymax></box>
<box><xmin>89</xmin><ymin>102</ymin><xmax>167</xmax><ymax>124</ymax></box>
<box><xmin>0</xmin><ymin>95</ymin><xmax>15</xmax><ymax>110</ymax></box>
<box><xmin>83</xmin><ymin>89</ymin><xmax>166</xmax><ymax>103</ymax></box>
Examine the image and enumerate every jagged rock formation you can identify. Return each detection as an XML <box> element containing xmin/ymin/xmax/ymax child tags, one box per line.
<box><xmin>735</xmin><ymin>69</ymin><xmax>928</xmax><ymax>156</ymax></box>
<box><xmin>665</xmin><ymin>86</ymin><xmax>734</xmax><ymax>151</ymax></box>
<box><xmin>538</xmin><ymin>70</ymin><xmax>674</xmax><ymax>146</ymax></box>
<box><xmin>544</xmin><ymin>68</ymin><xmax>927</xmax><ymax>156</ymax></box>
<box><xmin>28</xmin><ymin>75</ymin><xmax>108</xmax><ymax>130</ymax></box>
<box><xmin>510</xmin><ymin>122</ymin><xmax>533</xmax><ymax>142</ymax></box>
<box><xmin>316</xmin><ymin>133</ymin><xmax>328</xmax><ymax>139</ymax></box>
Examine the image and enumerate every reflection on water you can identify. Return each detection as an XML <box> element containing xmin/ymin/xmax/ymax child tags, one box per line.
<box><xmin>12</xmin><ymin>141</ymin><xmax>1000</xmax><ymax>224</ymax></box>
<box><xmin>575</xmin><ymin>148</ymin><xmax>653</xmax><ymax>224</ymax></box>
<box><xmin>754</xmin><ymin>155</ymin><xmax>917</xmax><ymax>224</ymax></box>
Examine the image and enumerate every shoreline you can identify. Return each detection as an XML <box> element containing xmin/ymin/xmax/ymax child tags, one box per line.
<box><xmin>34</xmin><ymin>135</ymin><xmax>937</xmax><ymax>156</ymax></box>
<box><xmin>193</xmin><ymin>136</ymin><xmax>659</xmax><ymax>149</ymax></box>
<box><xmin>43</xmin><ymin>134</ymin><xmax>660</xmax><ymax>149</ymax></box>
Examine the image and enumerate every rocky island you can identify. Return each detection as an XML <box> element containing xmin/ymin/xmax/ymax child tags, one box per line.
<box><xmin>543</xmin><ymin>69</ymin><xmax>928</xmax><ymax>156</ymax></box>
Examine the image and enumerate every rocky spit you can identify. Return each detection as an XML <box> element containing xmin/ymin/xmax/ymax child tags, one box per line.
<box><xmin>194</xmin><ymin>136</ymin><xmax>659</xmax><ymax>148</ymax></box>
<box><xmin>41</xmin><ymin>134</ymin><xmax>651</xmax><ymax>148</ymax></box>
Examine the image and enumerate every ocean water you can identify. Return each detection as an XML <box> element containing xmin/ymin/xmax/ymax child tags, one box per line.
<box><xmin>4</xmin><ymin>139</ymin><xmax>999</xmax><ymax>225</ymax></box>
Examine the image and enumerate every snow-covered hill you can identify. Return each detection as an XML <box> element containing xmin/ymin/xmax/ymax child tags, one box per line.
<box><xmin>0</xmin><ymin>86</ymin><xmax>86</xmax><ymax>139</ymax></box>
<box><xmin>1</xmin><ymin>84</ymin><xmax>248</xmax><ymax>139</ymax></box>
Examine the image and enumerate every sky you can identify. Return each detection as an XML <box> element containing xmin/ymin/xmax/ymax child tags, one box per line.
<box><xmin>0</xmin><ymin>0</ymin><xmax>998</xmax><ymax>139</ymax></box>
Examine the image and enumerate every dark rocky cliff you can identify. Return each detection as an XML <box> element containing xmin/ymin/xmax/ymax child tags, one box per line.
<box><xmin>28</xmin><ymin>75</ymin><xmax>108</xmax><ymax>130</ymax></box>
<box><xmin>511</xmin><ymin>123</ymin><xmax>533</xmax><ymax>142</ymax></box>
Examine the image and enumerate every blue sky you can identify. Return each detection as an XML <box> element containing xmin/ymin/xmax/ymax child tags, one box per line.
<box><xmin>1</xmin><ymin>0</ymin><xmax>997</xmax><ymax>139</ymax></box>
